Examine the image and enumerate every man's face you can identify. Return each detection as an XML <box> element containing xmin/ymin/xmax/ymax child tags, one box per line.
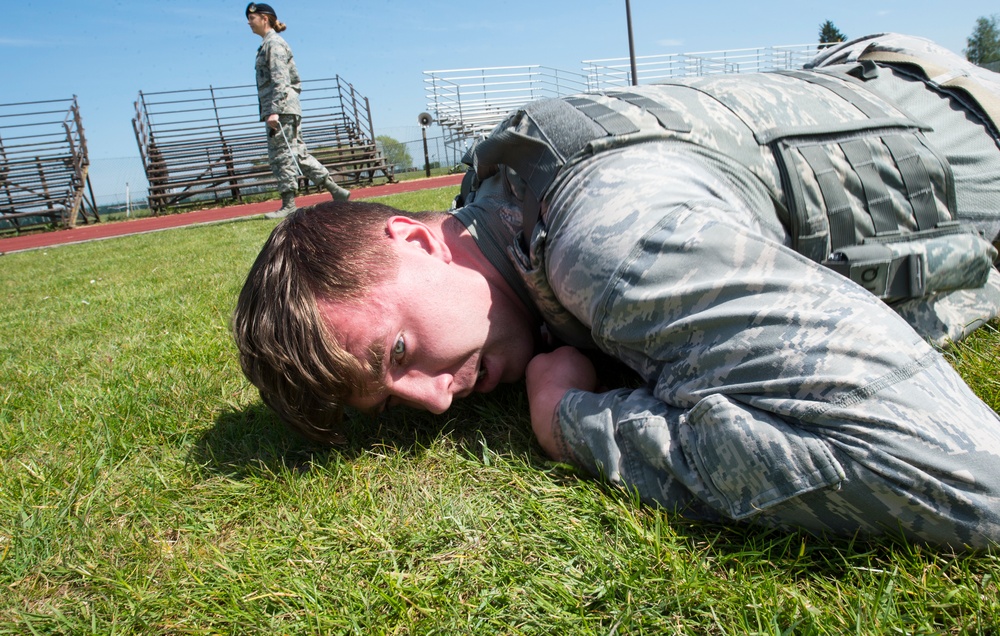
<box><xmin>319</xmin><ymin>217</ymin><xmax>538</xmax><ymax>415</ymax></box>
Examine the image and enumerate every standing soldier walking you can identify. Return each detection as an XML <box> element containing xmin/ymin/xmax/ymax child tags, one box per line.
<box><xmin>247</xmin><ymin>2</ymin><xmax>350</xmax><ymax>219</ymax></box>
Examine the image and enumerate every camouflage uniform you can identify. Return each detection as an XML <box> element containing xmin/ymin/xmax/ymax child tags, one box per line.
<box><xmin>454</xmin><ymin>34</ymin><xmax>1000</xmax><ymax>548</ymax></box>
<box><xmin>255</xmin><ymin>30</ymin><xmax>332</xmax><ymax>193</ymax></box>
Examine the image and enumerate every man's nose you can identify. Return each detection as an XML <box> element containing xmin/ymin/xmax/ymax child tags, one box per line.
<box><xmin>392</xmin><ymin>372</ymin><xmax>453</xmax><ymax>414</ymax></box>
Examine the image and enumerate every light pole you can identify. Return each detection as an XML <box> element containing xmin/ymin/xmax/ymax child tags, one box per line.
<box><xmin>626</xmin><ymin>0</ymin><xmax>638</xmax><ymax>86</ymax></box>
<box><xmin>418</xmin><ymin>112</ymin><xmax>433</xmax><ymax>178</ymax></box>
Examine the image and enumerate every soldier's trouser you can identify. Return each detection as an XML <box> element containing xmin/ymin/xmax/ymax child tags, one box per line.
<box><xmin>267</xmin><ymin>114</ymin><xmax>330</xmax><ymax>194</ymax></box>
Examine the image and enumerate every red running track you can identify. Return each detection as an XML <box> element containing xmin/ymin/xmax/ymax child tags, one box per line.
<box><xmin>0</xmin><ymin>173</ymin><xmax>464</xmax><ymax>255</ymax></box>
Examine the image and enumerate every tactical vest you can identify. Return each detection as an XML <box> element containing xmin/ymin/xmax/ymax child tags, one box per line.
<box><xmin>459</xmin><ymin>64</ymin><xmax>998</xmax><ymax>301</ymax></box>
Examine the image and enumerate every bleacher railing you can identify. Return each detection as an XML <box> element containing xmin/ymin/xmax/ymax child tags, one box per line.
<box><xmin>425</xmin><ymin>44</ymin><xmax>822</xmax><ymax>154</ymax></box>
<box><xmin>423</xmin><ymin>65</ymin><xmax>592</xmax><ymax>150</ymax></box>
<box><xmin>583</xmin><ymin>43</ymin><xmax>821</xmax><ymax>87</ymax></box>
<box><xmin>133</xmin><ymin>76</ymin><xmax>393</xmax><ymax>214</ymax></box>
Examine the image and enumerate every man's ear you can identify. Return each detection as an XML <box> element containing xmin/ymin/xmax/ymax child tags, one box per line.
<box><xmin>385</xmin><ymin>216</ymin><xmax>452</xmax><ymax>262</ymax></box>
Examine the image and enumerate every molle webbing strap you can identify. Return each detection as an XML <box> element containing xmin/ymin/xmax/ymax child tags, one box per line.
<box><xmin>473</xmin><ymin>97</ymin><xmax>627</xmax><ymax>198</ymax></box>
<box><xmin>473</xmin><ymin>96</ymin><xmax>639</xmax><ymax>243</ymax></box>
<box><xmin>606</xmin><ymin>92</ymin><xmax>692</xmax><ymax>133</ymax></box>
<box><xmin>561</xmin><ymin>97</ymin><xmax>640</xmax><ymax>136</ymax></box>
<box><xmin>798</xmin><ymin>145</ymin><xmax>855</xmax><ymax>251</ymax></box>
<box><xmin>778</xmin><ymin>69</ymin><xmax>952</xmax><ymax>244</ymax></box>
<box><xmin>840</xmin><ymin>139</ymin><xmax>901</xmax><ymax>235</ymax></box>
<box><xmin>880</xmin><ymin>135</ymin><xmax>940</xmax><ymax>231</ymax></box>
<box><xmin>777</xmin><ymin>69</ymin><xmax>895</xmax><ymax>120</ymax></box>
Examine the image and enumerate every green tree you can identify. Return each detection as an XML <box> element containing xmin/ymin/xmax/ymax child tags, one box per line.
<box><xmin>376</xmin><ymin>135</ymin><xmax>414</xmax><ymax>171</ymax></box>
<box><xmin>965</xmin><ymin>14</ymin><xmax>1000</xmax><ymax>65</ymax></box>
<box><xmin>818</xmin><ymin>21</ymin><xmax>847</xmax><ymax>48</ymax></box>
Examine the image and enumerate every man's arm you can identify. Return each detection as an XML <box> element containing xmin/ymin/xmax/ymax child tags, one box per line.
<box><xmin>526</xmin><ymin>143</ymin><xmax>1000</xmax><ymax>545</ymax></box>
<box><xmin>266</xmin><ymin>40</ymin><xmax>294</xmax><ymax>117</ymax></box>
<box><xmin>525</xmin><ymin>346</ymin><xmax>596</xmax><ymax>461</ymax></box>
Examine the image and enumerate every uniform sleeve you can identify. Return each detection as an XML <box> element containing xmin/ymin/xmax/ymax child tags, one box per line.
<box><xmin>539</xmin><ymin>144</ymin><xmax>936</xmax><ymax>522</ymax></box>
<box><xmin>265</xmin><ymin>40</ymin><xmax>294</xmax><ymax>116</ymax></box>
<box><xmin>557</xmin><ymin>386</ymin><xmax>846</xmax><ymax>521</ymax></box>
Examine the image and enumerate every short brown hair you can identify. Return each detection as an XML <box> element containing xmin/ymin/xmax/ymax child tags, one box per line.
<box><xmin>232</xmin><ymin>200</ymin><xmax>445</xmax><ymax>442</ymax></box>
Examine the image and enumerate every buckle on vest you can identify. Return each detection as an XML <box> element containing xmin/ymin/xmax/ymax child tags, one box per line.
<box><xmin>823</xmin><ymin>245</ymin><xmax>925</xmax><ymax>299</ymax></box>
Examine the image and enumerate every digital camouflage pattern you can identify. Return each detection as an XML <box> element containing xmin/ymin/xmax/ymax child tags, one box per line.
<box><xmin>255</xmin><ymin>31</ymin><xmax>332</xmax><ymax>194</ymax></box>
<box><xmin>255</xmin><ymin>30</ymin><xmax>302</xmax><ymax>120</ymax></box>
<box><xmin>267</xmin><ymin>115</ymin><xmax>332</xmax><ymax>194</ymax></box>
<box><xmin>464</xmin><ymin>32</ymin><xmax>1000</xmax><ymax>347</ymax></box>
<box><xmin>455</xmin><ymin>34</ymin><xmax>1000</xmax><ymax>547</ymax></box>
<box><xmin>541</xmin><ymin>145</ymin><xmax>1000</xmax><ymax>548</ymax></box>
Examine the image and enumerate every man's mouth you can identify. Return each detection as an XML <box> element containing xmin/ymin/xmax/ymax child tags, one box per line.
<box><xmin>473</xmin><ymin>356</ymin><xmax>502</xmax><ymax>394</ymax></box>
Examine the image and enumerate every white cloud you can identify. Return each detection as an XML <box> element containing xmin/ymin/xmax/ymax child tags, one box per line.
<box><xmin>0</xmin><ymin>37</ymin><xmax>48</xmax><ymax>47</ymax></box>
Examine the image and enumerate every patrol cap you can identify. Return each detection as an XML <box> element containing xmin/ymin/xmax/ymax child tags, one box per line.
<box><xmin>246</xmin><ymin>3</ymin><xmax>277</xmax><ymax>18</ymax></box>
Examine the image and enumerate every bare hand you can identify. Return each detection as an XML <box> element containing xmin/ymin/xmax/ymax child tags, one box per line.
<box><xmin>525</xmin><ymin>346</ymin><xmax>597</xmax><ymax>460</ymax></box>
<box><xmin>266</xmin><ymin>113</ymin><xmax>280</xmax><ymax>130</ymax></box>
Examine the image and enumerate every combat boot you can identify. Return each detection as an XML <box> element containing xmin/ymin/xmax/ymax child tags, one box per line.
<box><xmin>264</xmin><ymin>191</ymin><xmax>297</xmax><ymax>219</ymax></box>
<box><xmin>323</xmin><ymin>176</ymin><xmax>350</xmax><ymax>201</ymax></box>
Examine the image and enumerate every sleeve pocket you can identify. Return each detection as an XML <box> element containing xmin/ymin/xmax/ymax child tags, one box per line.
<box><xmin>678</xmin><ymin>394</ymin><xmax>845</xmax><ymax>520</ymax></box>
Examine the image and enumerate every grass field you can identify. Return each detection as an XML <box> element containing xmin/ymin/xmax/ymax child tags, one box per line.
<box><xmin>2</xmin><ymin>185</ymin><xmax>999</xmax><ymax>634</ymax></box>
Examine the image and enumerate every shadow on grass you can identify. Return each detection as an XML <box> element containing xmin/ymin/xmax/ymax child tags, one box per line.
<box><xmin>188</xmin><ymin>372</ymin><xmax>920</xmax><ymax>559</ymax></box>
<box><xmin>188</xmin><ymin>382</ymin><xmax>540</xmax><ymax>480</ymax></box>
<box><xmin>190</xmin><ymin>348</ymin><xmax>642</xmax><ymax>482</ymax></box>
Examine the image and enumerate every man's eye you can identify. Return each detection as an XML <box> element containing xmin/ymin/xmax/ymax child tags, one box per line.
<box><xmin>391</xmin><ymin>335</ymin><xmax>406</xmax><ymax>362</ymax></box>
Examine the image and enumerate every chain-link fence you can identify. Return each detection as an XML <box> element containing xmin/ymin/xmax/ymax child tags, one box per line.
<box><xmin>88</xmin><ymin>156</ymin><xmax>151</xmax><ymax>216</ymax></box>
<box><xmin>376</xmin><ymin>126</ymin><xmax>472</xmax><ymax>176</ymax></box>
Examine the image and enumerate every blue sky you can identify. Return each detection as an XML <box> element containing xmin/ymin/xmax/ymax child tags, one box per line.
<box><xmin>4</xmin><ymin>0</ymin><xmax>997</xmax><ymax>162</ymax></box>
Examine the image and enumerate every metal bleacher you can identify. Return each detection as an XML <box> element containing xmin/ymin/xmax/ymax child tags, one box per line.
<box><xmin>424</xmin><ymin>43</ymin><xmax>821</xmax><ymax>156</ymax></box>
<box><xmin>133</xmin><ymin>76</ymin><xmax>394</xmax><ymax>214</ymax></box>
<box><xmin>0</xmin><ymin>96</ymin><xmax>99</xmax><ymax>233</ymax></box>
<box><xmin>423</xmin><ymin>65</ymin><xmax>592</xmax><ymax>141</ymax></box>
